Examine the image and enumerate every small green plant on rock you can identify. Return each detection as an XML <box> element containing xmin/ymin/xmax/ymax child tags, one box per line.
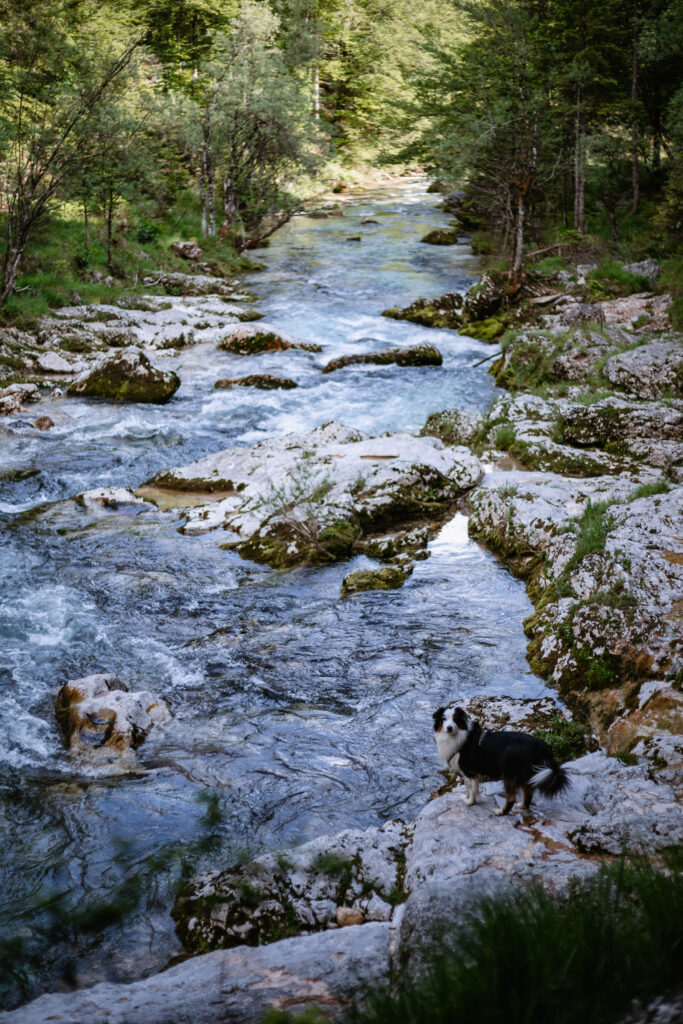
<box><xmin>532</xmin><ymin>714</ymin><xmax>589</xmax><ymax>762</ymax></box>
<box><xmin>495</xmin><ymin>423</ymin><xmax>516</xmax><ymax>450</ymax></box>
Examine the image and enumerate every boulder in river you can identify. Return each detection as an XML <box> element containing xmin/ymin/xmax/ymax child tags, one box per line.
<box><xmin>341</xmin><ymin>564</ymin><xmax>413</xmax><ymax>596</ymax></box>
<box><xmin>218</xmin><ymin>323</ymin><xmax>322</xmax><ymax>355</ymax></box>
<box><xmin>420</xmin><ymin>228</ymin><xmax>460</xmax><ymax>245</ymax></box>
<box><xmin>55</xmin><ymin>673</ymin><xmax>170</xmax><ymax>756</ymax></box>
<box><xmin>67</xmin><ymin>348</ymin><xmax>180</xmax><ymax>403</ymax></box>
<box><xmin>215</xmin><ymin>374</ymin><xmax>298</xmax><ymax>390</ymax></box>
<box><xmin>144</xmin><ymin>421</ymin><xmax>482</xmax><ymax>566</ymax></box>
<box><xmin>322</xmin><ymin>343</ymin><xmax>442</xmax><ymax>374</ymax></box>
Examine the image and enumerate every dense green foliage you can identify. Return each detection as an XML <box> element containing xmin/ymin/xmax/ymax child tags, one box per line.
<box><xmin>395</xmin><ymin>0</ymin><xmax>683</xmax><ymax>275</ymax></box>
<box><xmin>344</xmin><ymin>857</ymin><xmax>683</xmax><ymax>1024</ymax></box>
<box><xmin>1</xmin><ymin>0</ymin><xmax>681</xmax><ymax>314</ymax></box>
<box><xmin>0</xmin><ymin>0</ymin><xmax>456</xmax><ymax>314</ymax></box>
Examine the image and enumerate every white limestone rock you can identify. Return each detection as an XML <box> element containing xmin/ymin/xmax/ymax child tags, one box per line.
<box><xmin>145</xmin><ymin>421</ymin><xmax>482</xmax><ymax>566</ymax></box>
<box><xmin>55</xmin><ymin>673</ymin><xmax>171</xmax><ymax>761</ymax></box>
<box><xmin>603</xmin><ymin>339</ymin><xmax>683</xmax><ymax>399</ymax></box>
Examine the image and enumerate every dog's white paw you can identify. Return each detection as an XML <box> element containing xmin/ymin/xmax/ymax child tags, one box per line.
<box><xmin>493</xmin><ymin>806</ymin><xmax>508</xmax><ymax>816</ymax></box>
<box><xmin>464</xmin><ymin>796</ymin><xmax>477</xmax><ymax>806</ymax></box>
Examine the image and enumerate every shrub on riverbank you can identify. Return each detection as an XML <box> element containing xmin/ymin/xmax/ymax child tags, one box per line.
<box><xmin>0</xmin><ymin>192</ymin><xmax>255</xmax><ymax>331</ymax></box>
<box><xmin>341</xmin><ymin>858</ymin><xmax>683</xmax><ymax>1024</ymax></box>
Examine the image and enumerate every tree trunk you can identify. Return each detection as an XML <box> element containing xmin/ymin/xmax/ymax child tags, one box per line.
<box><xmin>0</xmin><ymin>246</ymin><xmax>24</xmax><ymax>307</ymax></box>
<box><xmin>631</xmin><ymin>7</ymin><xmax>640</xmax><ymax>213</ymax></box>
<box><xmin>223</xmin><ymin>176</ymin><xmax>237</xmax><ymax>228</ymax></box>
<box><xmin>652</xmin><ymin>132</ymin><xmax>661</xmax><ymax>172</ymax></box>
<box><xmin>207</xmin><ymin>157</ymin><xmax>216</xmax><ymax>237</ymax></box>
<box><xmin>200</xmin><ymin>146</ymin><xmax>208</xmax><ymax>237</ymax></box>
<box><xmin>574</xmin><ymin>86</ymin><xmax>585</xmax><ymax>234</ymax></box>
<box><xmin>512</xmin><ymin>190</ymin><xmax>525</xmax><ymax>290</ymax></box>
<box><xmin>314</xmin><ymin>66</ymin><xmax>320</xmax><ymax>121</ymax></box>
<box><xmin>106</xmin><ymin>188</ymin><xmax>115</xmax><ymax>269</ymax></box>
<box><xmin>83</xmin><ymin>199</ymin><xmax>90</xmax><ymax>250</ymax></box>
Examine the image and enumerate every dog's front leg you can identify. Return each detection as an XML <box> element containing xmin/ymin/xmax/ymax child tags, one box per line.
<box><xmin>464</xmin><ymin>777</ymin><xmax>479</xmax><ymax>806</ymax></box>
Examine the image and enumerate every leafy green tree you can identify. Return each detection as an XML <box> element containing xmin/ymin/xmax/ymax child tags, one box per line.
<box><xmin>0</xmin><ymin>0</ymin><xmax>141</xmax><ymax>304</ymax></box>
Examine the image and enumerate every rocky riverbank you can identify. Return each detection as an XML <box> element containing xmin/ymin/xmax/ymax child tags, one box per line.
<box><xmin>1</xmin><ymin>189</ymin><xmax>681</xmax><ymax>1023</ymax></box>
<box><xmin>4</xmin><ymin>693</ymin><xmax>681</xmax><ymax>1024</ymax></box>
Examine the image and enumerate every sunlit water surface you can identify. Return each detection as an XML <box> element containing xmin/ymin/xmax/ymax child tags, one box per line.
<box><xmin>0</xmin><ymin>181</ymin><xmax>551</xmax><ymax>1007</ymax></box>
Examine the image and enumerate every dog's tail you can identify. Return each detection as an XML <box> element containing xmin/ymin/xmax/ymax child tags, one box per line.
<box><xmin>529</xmin><ymin>761</ymin><xmax>570</xmax><ymax>797</ymax></box>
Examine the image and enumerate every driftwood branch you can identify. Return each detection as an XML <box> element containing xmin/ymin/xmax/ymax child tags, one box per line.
<box><xmin>235</xmin><ymin>210</ymin><xmax>293</xmax><ymax>252</ymax></box>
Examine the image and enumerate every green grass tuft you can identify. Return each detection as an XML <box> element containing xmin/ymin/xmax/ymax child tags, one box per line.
<box><xmin>345</xmin><ymin>858</ymin><xmax>683</xmax><ymax>1024</ymax></box>
<box><xmin>630</xmin><ymin>480</ymin><xmax>671</xmax><ymax>500</ymax></box>
<box><xmin>532</xmin><ymin>713</ymin><xmax>589</xmax><ymax>762</ymax></box>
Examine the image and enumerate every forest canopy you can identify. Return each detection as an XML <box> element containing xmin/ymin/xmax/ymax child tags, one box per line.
<box><xmin>0</xmin><ymin>0</ymin><xmax>682</xmax><ymax>312</ymax></box>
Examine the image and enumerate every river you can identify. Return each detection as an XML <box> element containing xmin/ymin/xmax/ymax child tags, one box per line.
<box><xmin>0</xmin><ymin>179</ymin><xmax>550</xmax><ymax>1008</ymax></box>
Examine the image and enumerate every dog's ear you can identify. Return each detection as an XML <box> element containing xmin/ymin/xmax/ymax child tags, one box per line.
<box><xmin>432</xmin><ymin>707</ymin><xmax>446</xmax><ymax>731</ymax></box>
<box><xmin>454</xmin><ymin>707</ymin><xmax>470</xmax><ymax>731</ymax></box>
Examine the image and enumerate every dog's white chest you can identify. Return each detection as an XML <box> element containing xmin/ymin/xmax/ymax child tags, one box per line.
<box><xmin>435</xmin><ymin>731</ymin><xmax>462</xmax><ymax>774</ymax></box>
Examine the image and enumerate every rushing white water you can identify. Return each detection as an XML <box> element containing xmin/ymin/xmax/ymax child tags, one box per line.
<box><xmin>0</xmin><ymin>180</ymin><xmax>550</xmax><ymax>1008</ymax></box>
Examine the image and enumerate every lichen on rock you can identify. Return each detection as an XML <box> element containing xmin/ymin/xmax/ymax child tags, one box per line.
<box><xmin>67</xmin><ymin>347</ymin><xmax>180</xmax><ymax>403</ymax></box>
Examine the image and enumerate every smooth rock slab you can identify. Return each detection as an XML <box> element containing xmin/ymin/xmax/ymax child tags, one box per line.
<box><xmin>0</xmin><ymin>924</ymin><xmax>391</xmax><ymax>1024</ymax></box>
<box><xmin>67</xmin><ymin>348</ymin><xmax>180</xmax><ymax>404</ymax></box>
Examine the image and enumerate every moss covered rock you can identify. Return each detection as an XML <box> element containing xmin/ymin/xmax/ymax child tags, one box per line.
<box><xmin>341</xmin><ymin>565</ymin><xmax>412</xmax><ymax>596</ymax></box>
<box><xmin>461</xmin><ymin>317</ymin><xmax>505</xmax><ymax>341</ymax></box>
<box><xmin>215</xmin><ymin>375</ymin><xmax>298</xmax><ymax>390</ymax></box>
<box><xmin>381</xmin><ymin>293</ymin><xmax>463</xmax><ymax>330</ymax></box>
<box><xmin>218</xmin><ymin>324</ymin><xmax>322</xmax><ymax>355</ymax></box>
<box><xmin>420</xmin><ymin>408</ymin><xmax>482</xmax><ymax>446</ymax></box>
<box><xmin>420</xmin><ymin>229</ymin><xmax>460</xmax><ymax>245</ymax></box>
<box><xmin>322</xmin><ymin>344</ymin><xmax>442</xmax><ymax>374</ymax></box>
<box><xmin>67</xmin><ymin>348</ymin><xmax>180</xmax><ymax>403</ymax></box>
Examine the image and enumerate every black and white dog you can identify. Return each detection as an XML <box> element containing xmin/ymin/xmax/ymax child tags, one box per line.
<box><xmin>433</xmin><ymin>704</ymin><xmax>569</xmax><ymax>815</ymax></box>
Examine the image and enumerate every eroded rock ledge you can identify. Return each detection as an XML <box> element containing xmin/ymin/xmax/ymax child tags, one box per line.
<box><xmin>5</xmin><ymin>696</ymin><xmax>681</xmax><ymax>1024</ymax></box>
<box><xmin>141</xmin><ymin>421</ymin><xmax>482</xmax><ymax>570</ymax></box>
